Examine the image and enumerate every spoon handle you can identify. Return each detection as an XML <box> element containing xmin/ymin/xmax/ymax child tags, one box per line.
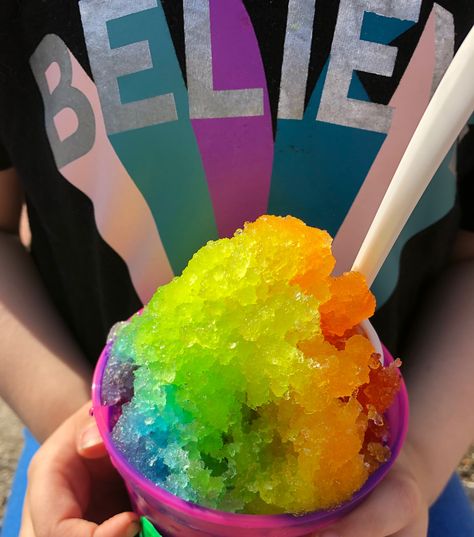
<box><xmin>352</xmin><ymin>26</ymin><xmax>474</xmax><ymax>286</ymax></box>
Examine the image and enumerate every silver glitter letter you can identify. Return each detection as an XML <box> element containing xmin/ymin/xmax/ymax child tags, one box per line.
<box><xmin>30</xmin><ymin>34</ymin><xmax>96</xmax><ymax>169</ymax></box>
<box><xmin>318</xmin><ymin>0</ymin><xmax>422</xmax><ymax>133</ymax></box>
<box><xmin>183</xmin><ymin>0</ymin><xmax>264</xmax><ymax>119</ymax></box>
<box><xmin>278</xmin><ymin>0</ymin><xmax>317</xmax><ymax>119</ymax></box>
<box><xmin>432</xmin><ymin>4</ymin><xmax>454</xmax><ymax>94</ymax></box>
<box><xmin>79</xmin><ymin>0</ymin><xmax>178</xmax><ymax>135</ymax></box>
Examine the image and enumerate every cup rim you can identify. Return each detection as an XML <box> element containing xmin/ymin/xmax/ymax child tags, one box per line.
<box><xmin>92</xmin><ymin>319</ymin><xmax>409</xmax><ymax>528</ymax></box>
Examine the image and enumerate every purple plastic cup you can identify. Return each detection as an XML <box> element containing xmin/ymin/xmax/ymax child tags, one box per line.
<box><xmin>92</xmin><ymin>320</ymin><xmax>409</xmax><ymax>536</ymax></box>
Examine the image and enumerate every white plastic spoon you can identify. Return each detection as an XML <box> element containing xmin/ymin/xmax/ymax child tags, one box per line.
<box><xmin>352</xmin><ymin>26</ymin><xmax>474</xmax><ymax>286</ymax></box>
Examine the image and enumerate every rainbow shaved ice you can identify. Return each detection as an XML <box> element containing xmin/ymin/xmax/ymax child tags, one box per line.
<box><xmin>104</xmin><ymin>215</ymin><xmax>400</xmax><ymax>514</ymax></box>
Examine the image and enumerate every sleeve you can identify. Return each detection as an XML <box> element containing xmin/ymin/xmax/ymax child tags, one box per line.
<box><xmin>457</xmin><ymin>121</ymin><xmax>474</xmax><ymax>232</ymax></box>
<box><xmin>0</xmin><ymin>140</ymin><xmax>12</xmax><ymax>171</ymax></box>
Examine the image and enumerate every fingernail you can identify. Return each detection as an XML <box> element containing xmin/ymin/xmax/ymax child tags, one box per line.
<box><xmin>125</xmin><ymin>521</ymin><xmax>141</xmax><ymax>537</ymax></box>
<box><xmin>79</xmin><ymin>424</ymin><xmax>103</xmax><ymax>450</ymax></box>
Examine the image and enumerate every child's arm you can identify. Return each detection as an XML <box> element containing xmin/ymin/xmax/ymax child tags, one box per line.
<box><xmin>401</xmin><ymin>233</ymin><xmax>474</xmax><ymax>504</ymax></box>
<box><xmin>316</xmin><ymin>230</ymin><xmax>474</xmax><ymax>537</ymax></box>
<box><xmin>0</xmin><ymin>167</ymin><xmax>91</xmax><ymax>441</ymax></box>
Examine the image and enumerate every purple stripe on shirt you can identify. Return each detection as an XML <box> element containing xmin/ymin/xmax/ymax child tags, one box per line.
<box><xmin>191</xmin><ymin>0</ymin><xmax>273</xmax><ymax>238</ymax></box>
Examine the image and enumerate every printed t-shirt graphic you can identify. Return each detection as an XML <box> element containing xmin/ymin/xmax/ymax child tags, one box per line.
<box><xmin>1</xmin><ymin>0</ymin><xmax>472</xmax><ymax>359</ymax></box>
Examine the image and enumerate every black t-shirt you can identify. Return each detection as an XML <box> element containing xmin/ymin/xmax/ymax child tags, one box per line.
<box><xmin>0</xmin><ymin>143</ymin><xmax>10</xmax><ymax>169</ymax></box>
<box><xmin>458</xmin><ymin>122</ymin><xmax>474</xmax><ymax>232</ymax></box>
<box><xmin>0</xmin><ymin>1</ymin><xmax>473</xmax><ymax>363</ymax></box>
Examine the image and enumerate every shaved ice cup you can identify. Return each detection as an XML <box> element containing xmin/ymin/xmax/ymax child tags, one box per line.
<box><xmin>92</xmin><ymin>319</ymin><xmax>409</xmax><ymax>537</ymax></box>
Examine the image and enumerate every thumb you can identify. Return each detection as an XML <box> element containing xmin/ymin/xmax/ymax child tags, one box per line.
<box><xmin>55</xmin><ymin>513</ymin><xmax>140</xmax><ymax>537</ymax></box>
<box><xmin>76</xmin><ymin>404</ymin><xmax>107</xmax><ymax>459</ymax></box>
<box><xmin>94</xmin><ymin>513</ymin><xmax>141</xmax><ymax>537</ymax></box>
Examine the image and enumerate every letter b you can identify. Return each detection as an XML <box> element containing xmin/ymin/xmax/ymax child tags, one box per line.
<box><xmin>30</xmin><ymin>34</ymin><xmax>95</xmax><ymax>169</ymax></box>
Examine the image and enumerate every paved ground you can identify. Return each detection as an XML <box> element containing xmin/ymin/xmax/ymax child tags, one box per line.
<box><xmin>0</xmin><ymin>400</ymin><xmax>23</xmax><ymax>524</ymax></box>
<box><xmin>0</xmin><ymin>397</ymin><xmax>472</xmax><ymax>527</ymax></box>
<box><xmin>459</xmin><ymin>448</ymin><xmax>474</xmax><ymax>504</ymax></box>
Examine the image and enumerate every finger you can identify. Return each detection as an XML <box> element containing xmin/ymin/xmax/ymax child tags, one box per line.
<box><xmin>316</xmin><ymin>473</ymin><xmax>422</xmax><ymax>537</ymax></box>
<box><xmin>29</xmin><ymin>454</ymin><xmax>91</xmax><ymax>537</ymax></box>
<box><xmin>29</xmin><ymin>441</ymin><xmax>138</xmax><ymax>537</ymax></box>
<box><xmin>54</xmin><ymin>513</ymin><xmax>140</xmax><ymax>537</ymax></box>
<box><xmin>77</xmin><ymin>421</ymin><xmax>108</xmax><ymax>459</ymax></box>
<box><xmin>76</xmin><ymin>405</ymin><xmax>107</xmax><ymax>460</ymax></box>
<box><xmin>94</xmin><ymin>513</ymin><xmax>140</xmax><ymax>537</ymax></box>
<box><xmin>28</xmin><ymin>413</ymin><xmax>96</xmax><ymax>536</ymax></box>
<box><xmin>27</xmin><ymin>404</ymin><xmax>137</xmax><ymax>537</ymax></box>
<box><xmin>19</xmin><ymin>495</ymin><xmax>36</xmax><ymax>537</ymax></box>
<box><xmin>390</xmin><ymin>510</ymin><xmax>428</xmax><ymax>537</ymax></box>
<box><xmin>31</xmin><ymin>468</ymin><xmax>139</xmax><ymax>537</ymax></box>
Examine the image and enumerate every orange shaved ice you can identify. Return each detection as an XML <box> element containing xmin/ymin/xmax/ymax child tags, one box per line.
<box><xmin>320</xmin><ymin>272</ymin><xmax>376</xmax><ymax>339</ymax></box>
<box><xmin>358</xmin><ymin>357</ymin><xmax>402</xmax><ymax>415</ymax></box>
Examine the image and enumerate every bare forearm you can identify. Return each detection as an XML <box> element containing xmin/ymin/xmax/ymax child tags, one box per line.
<box><xmin>0</xmin><ymin>232</ymin><xmax>91</xmax><ymax>442</ymax></box>
<box><xmin>403</xmin><ymin>258</ymin><xmax>474</xmax><ymax>505</ymax></box>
